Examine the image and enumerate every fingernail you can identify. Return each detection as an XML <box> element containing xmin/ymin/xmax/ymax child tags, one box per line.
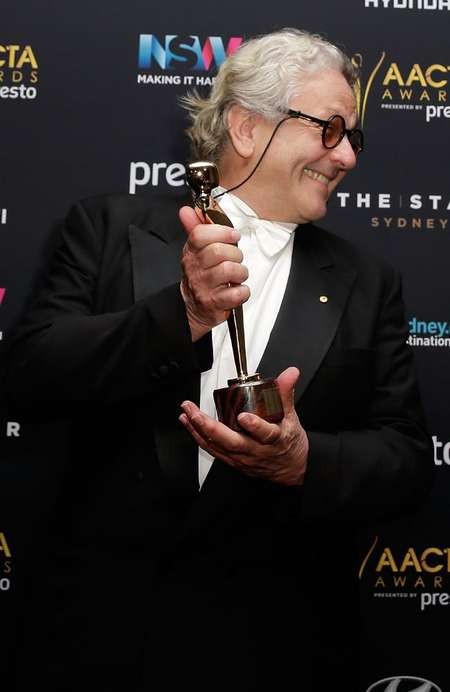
<box><xmin>238</xmin><ymin>413</ymin><xmax>252</xmax><ymax>426</ymax></box>
<box><xmin>231</xmin><ymin>230</ymin><xmax>241</xmax><ymax>242</ymax></box>
<box><xmin>181</xmin><ymin>401</ymin><xmax>192</xmax><ymax>415</ymax></box>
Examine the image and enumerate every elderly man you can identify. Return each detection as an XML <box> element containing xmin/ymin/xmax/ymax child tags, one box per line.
<box><xmin>6</xmin><ymin>28</ymin><xmax>432</xmax><ymax>692</ymax></box>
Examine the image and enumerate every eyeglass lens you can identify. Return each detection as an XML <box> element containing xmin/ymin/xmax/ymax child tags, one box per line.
<box><xmin>325</xmin><ymin>115</ymin><xmax>362</xmax><ymax>154</ymax></box>
<box><xmin>324</xmin><ymin>116</ymin><xmax>344</xmax><ymax>147</ymax></box>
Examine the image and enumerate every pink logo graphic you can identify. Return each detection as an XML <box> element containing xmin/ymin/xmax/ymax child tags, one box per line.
<box><xmin>0</xmin><ymin>288</ymin><xmax>6</xmax><ymax>305</ymax></box>
<box><xmin>201</xmin><ymin>36</ymin><xmax>242</xmax><ymax>70</ymax></box>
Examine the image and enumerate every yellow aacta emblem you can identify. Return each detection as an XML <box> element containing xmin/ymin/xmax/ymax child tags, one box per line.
<box><xmin>352</xmin><ymin>51</ymin><xmax>386</xmax><ymax>126</ymax></box>
<box><xmin>0</xmin><ymin>532</ymin><xmax>11</xmax><ymax>557</ymax></box>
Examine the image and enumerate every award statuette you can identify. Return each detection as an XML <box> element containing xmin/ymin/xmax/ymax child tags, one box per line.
<box><xmin>185</xmin><ymin>161</ymin><xmax>284</xmax><ymax>432</ymax></box>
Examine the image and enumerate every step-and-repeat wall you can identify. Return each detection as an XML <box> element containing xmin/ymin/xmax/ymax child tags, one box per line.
<box><xmin>1</xmin><ymin>2</ymin><xmax>449</xmax><ymax>690</ymax></box>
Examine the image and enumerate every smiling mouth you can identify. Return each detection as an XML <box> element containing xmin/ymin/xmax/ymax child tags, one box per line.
<box><xmin>303</xmin><ymin>168</ymin><xmax>331</xmax><ymax>185</ymax></box>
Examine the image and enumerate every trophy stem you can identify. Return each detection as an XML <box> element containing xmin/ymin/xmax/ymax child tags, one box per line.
<box><xmin>227</xmin><ymin>305</ymin><xmax>248</xmax><ymax>380</ymax></box>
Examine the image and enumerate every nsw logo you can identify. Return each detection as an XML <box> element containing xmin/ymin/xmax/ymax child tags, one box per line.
<box><xmin>367</xmin><ymin>676</ymin><xmax>441</xmax><ymax>691</ymax></box>
<box><xmin>138</xmin><ymin>34</ymin><xmax>242</xmax><ymax>71</ymax></box>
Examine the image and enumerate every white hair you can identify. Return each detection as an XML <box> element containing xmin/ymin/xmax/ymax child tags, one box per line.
<box><xmin>181</xmin><ymin>28</ymin><xmax>357</xmax><ymax>163</ymax></box>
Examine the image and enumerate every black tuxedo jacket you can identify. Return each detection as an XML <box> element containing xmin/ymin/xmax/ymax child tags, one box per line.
<box><xmin>6</xmin><ymin>194</ymin><xmax>433</xmax><ymax>692</ymax></box>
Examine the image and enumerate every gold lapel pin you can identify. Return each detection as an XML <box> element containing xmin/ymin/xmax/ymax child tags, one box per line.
<box><xmin>319</xmin><ymin>295</ymin><xmax>328</xmax><ymax>303</ymax></box>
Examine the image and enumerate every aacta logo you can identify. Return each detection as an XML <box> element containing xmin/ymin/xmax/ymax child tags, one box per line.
<box><xmin>382</xmin><ymin>62</ymin><xmax>448</xmax><ymax>95</ymax></box>
<box><xmin>0</xmin><ymin>533</ymin><xmax>11</xmax><ymax>559</ymax></box>
<box><xmin>0</xmin><ymin>44</ymin><xmax>38</xmax><ymax>99</ymax></box>
<box><xmin>0</xmin><ymin>44</ymin><xmax>38</xmax><ymax>69</ymax></box>
<box><xmin>138</xmin><ymin>34</ymin><xmax>242</xmax><ymax>71</ymax></box>
<box><xmin>352</xmin><ymin>52</ymin><xmax>448</xmax><ymax>124</ymax></box>
<box><xmin>359</xmin><ymin>536</ymin><xmax>450</xmax><ymax>588</ymax></box>
<box><xmin>0</xmin><ymin>532</ymin><xmax>12</xmax><ymax>592</ymax></box>
<box><xmin>367</xmin><ymin>676</ymin><xmax>441</xmax><ymax>692</ymax></box>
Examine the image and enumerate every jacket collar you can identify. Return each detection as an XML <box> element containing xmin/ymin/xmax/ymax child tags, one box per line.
<box><xmin>127</xmin><ymin>195</ymin><xmax>188</xmax><ymax>301</ymax></box>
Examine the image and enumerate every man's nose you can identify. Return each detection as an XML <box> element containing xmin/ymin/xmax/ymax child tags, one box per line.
<box><xmin>330</xmin><ymin>135</ymin><xmax>358</xmax><ymax>171</ymax></box>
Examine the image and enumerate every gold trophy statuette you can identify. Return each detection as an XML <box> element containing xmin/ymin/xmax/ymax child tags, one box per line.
<box><xmin>185</xmin><ymin>161</ymin><xmax>284</xmax><ymax>432</ymax></box>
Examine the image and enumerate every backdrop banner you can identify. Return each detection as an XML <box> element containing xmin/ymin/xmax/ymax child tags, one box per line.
<box><xmin>1</xmin><ymin>2</ymin><xmax>448</xmax><ymax>690</ymax></box>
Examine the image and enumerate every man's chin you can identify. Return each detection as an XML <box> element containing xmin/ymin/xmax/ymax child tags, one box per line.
<box><xmin>279</xmin><ymin>201</ymin><xmax>327</xmax><ymax>224</ymax></box>
<box><xmin>305</xmin><ymin>204</ymin><xmax>327</xmax><ymax>223</ymax></box>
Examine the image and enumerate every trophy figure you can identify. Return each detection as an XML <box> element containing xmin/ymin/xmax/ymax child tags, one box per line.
<box><xmin>185</xmin><ymin>161</ymin><xmax>284</xmax><ymax>432</ymax></box>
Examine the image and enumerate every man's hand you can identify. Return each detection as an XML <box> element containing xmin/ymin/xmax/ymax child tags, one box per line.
<box><xmin>179</xmin><ymin>367</ymin><xmax>309</xmax><ymax>487</ymax></box>
<box><xmin>179</xmin><ymin>206</ymin><xmax>250</xmax><ymax>342</ymax></box>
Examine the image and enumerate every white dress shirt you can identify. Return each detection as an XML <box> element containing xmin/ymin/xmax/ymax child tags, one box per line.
<box><xmin>198</xmin><ymin>189</ymin><xmax>297</xmax><ymax>488</ymax></box>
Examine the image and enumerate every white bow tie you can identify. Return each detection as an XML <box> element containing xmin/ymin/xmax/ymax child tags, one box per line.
<box><xmin>213</xmin><ymin>189</ymin><xmax>296</xmax><ymax>258</ymax></box>
<box><xmin>240</xmin><ymin>216</ymin><xmax>295</xmax><ymax>257</ymax></box>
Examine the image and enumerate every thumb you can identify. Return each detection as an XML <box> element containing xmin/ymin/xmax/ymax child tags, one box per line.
<box><xmin>179</xmin><ymin>205</ymin><xmax>202</xmax><ymax>236</ymax></box>
<box><xmin>276</xmin><ymin>366</ymin><xmax>300</xmax><ymax>416</ymax></box>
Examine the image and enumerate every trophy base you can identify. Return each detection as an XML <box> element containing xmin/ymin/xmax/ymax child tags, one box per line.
<box><xmin>213</xmin><ymin>373</ymin><xmax>283</xmax><ymax>432</ymax></box>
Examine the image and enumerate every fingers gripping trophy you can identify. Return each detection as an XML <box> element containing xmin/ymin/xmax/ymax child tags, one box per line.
<box><xmin>185</xmin><ymin>161</ymin><xmax>284</xmax><ymax>432</ymax></box>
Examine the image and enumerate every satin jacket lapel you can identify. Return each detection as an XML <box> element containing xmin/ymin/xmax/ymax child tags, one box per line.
<box><xmin>258</xmin><ymin>224</ymin><xmax>357</xmax><ymax>403</ymax></box>
<box><xmin>128</xmin><ymin>214</ymin><xmax>200</xmax><ymax>500</ymax></box>
<box><xmin>128</xmin><ymin>220</ymin><xmax>185</xmax><ymax>303</ymax></box>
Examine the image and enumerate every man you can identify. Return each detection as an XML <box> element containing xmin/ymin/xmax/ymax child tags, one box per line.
<box><xmin>5</xmin><ymin>28</ymin><xmax>432</xmax><ymax>692</ymax></box>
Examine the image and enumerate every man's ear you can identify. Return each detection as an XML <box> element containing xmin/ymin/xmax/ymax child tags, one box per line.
<box><xmin>226</xmin><ymin>104</ymin><xmax>258</xmax><ymax>159</ymax></box>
